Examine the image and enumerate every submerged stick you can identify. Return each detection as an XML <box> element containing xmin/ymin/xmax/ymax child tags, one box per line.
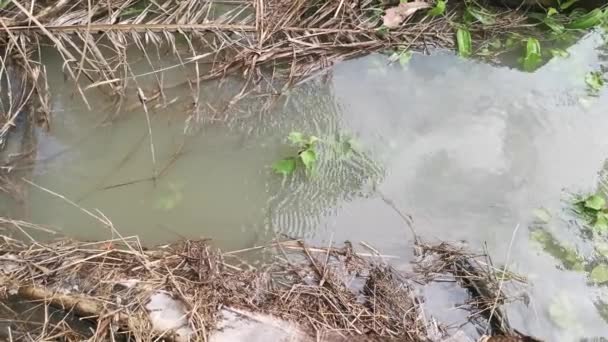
<box><xmin>137</xmin><ymin>88</ymin><xmax>158</xmax><ymax>185</ymax></box>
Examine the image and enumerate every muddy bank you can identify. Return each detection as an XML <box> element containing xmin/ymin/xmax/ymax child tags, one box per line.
<box><xmin>0</xmin><ymin>231</ymin><xmax>545</xmax><ymax>342</ymax></box>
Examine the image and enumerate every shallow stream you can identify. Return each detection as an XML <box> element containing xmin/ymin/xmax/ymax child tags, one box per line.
<box><xmin>2</xmin><ymin>31</ymin><xmax>608</xmax><ymax>340</ymax></box>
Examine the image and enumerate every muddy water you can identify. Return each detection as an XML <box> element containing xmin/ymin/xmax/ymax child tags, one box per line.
<box><xmin>2</xmin><ymin>32</ymin><xmax>608</xmax><ymax>340</ymax></box>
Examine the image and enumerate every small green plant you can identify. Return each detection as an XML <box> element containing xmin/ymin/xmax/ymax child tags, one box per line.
<box><xmin>566</xmin><ymin>8</ymin><xmax>606</xmax><ymax>30</ymax></box>
<box><xmin>427</xmin><ymin>0</ymin><xmax>446</xmax><ymax>17</ymax></box>
<box><xmin>521</xmin><ymin>37</ymin><xmax>542</xmax><ymax>72</ymax></box>
<box><xmin>456</xmin><ymin>27</ymin><xmax>472</xmax><ymax>57</ymax></box>
<box><xmin>528</xmin><ymin>7</ymin><xmax>566</xmax><ymax>34</ymax></box>
<box><xmin>557</xmin><ymin>0</ymin><xmax>579</xmax><ymax>11</ymax></box>
<box><xmin>530</xmin><ymin>228</ymin><xmax>585</xmax><ymax>271</ymax></box>
<box><xmin>272</xmin><ymin>132</ymin><xmax>320</xmax><ymax>176</ymax></box>
<box><xmin>574</xmin><ymin>193</ymin><xmax>608</xmax><ymax>232</ymax></box>
<box><xmin>585</xmin><ymin>71</ymin><xmax>605</xmax><ymax>95</ymax></box>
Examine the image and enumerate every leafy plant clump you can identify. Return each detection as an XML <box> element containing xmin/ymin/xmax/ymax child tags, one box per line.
<box><xmin>574</xmin><ymin>193</ymin><xmax>608</xmax><ymax>232</ymax></box>
<box><xmin>585</xmin><ymin>70</ymin><xmax>606</xmax><ymax>95</ymax></box>
<box><xmin>272</xmin><ymin>132</ymin><xmax>320</xmax><ymax>176</ymax></box>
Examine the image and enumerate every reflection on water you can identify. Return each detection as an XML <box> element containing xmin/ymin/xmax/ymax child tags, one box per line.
<box><xmin>2</xmin><ymin>32</ymin><xmax>608</xmax><ymax>340</ymax></box>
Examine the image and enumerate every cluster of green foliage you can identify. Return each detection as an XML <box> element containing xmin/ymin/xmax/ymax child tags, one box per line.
<box><xmin>574</xmin><ymin>193</ymin><xmax>608</xmax><ymax>232</ymax></box>
<box><xmin>520</xmin><ymin>6</ymin><xmax>608</xmax><ymax>71</ymax></box>
<box><xmin>530</xmin><ymin>190</ymin><xmax>608</xmax><ymax>289</ymax></box>
<box><xmin>427</xmin><ymin>0</ymin><xmax>446</xmax><ymax>17</ymax></box>
<box><xmin>529</xmin><ymin>194</ymin><xmax>608</xmax><ymax>329</ymax></box>
<box><xmin>586</xmin><ymin>70</ymin><xmax>606</xmax><ymax>95</ymax></box>
<box><xmin>451</xmin><ymin>1</ymin><xmax>608</xmax><ymax>71</ymax></box>
<box><xmin>272</xmin><ymin>132</ymin><xmax>320</xmax><ymax>176</ymax></box>
<box><xmin>271</xmin><ymin>131</ymin><xmax>360</xmax><ymax>177</ymax></box>
<box><xmin>530</xmin><ymin>197</ymin><xmax>608</xmax><ymax>288</ymax></box>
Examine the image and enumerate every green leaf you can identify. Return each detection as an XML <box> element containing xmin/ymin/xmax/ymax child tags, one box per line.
<box><xmin>466</xmin><ymin>7</ymin><xmax>495</xmax><ymax>25</ymax></box>
<box><xmin>299</xmin><ymin>149</ymin><xmax>317</xmax><ymax>171</ymax></box>
<box><xmin>288</xmin><ymin>132</ymin><xmax>306</xmax><ymax>145</ymax></box>
<box><xmin>544</xmin><ymin>17</ymin><xmax>565</xmax><ymax>34</ymax></box>
<box><xmin>272</xmin><ymin>158</ymin><xmax>297</xmax><ymax>175</ymax></box>
<box><xmin>547</xmin><ymin>7</ymin><xmax>558</xmax><ymax>17</ymax></box>
<box><xmin>559</xmin><ymin>0</ymin><xmax>579</xmax><ymax>10</ymax></box>
<box><xmin>566</xmin><ymin>8</ymin><xmax>605</xmax><ymax>30</ymax></box>
<box><xmin>585</xmin><ymin>71</ymin><xmax>605</xmax><ymax>94</ymax></box>
<box><xmin>595</xmin><ymin>212</ymin><xmax>608</xmax><ymax>232</ymax></box>
<box><xmin>584</xmin><ymin>194</ymin><xmax>606</xmax><ymax>211</ymax></box>
<box><xmin>0</xmin><ymin>0</ymin><xmax>10</xmax><ymax>9</ymax></box>
<box><xmin>427</xmin><ymin>0</ymin><xmax>445</xmax><ymax>17</ymax></box>
<box><xmin>590</xmin><ymin>264</ymin><xmax>608</xmax><ymax>284</ymax></box>
<box><xmin>530</xmin><ymin>228</ymin><xmax>585</xmax><ymax>271</ymax></box>
<box><xmin>596</xmin><ymin>242</ymin><xmax>608</xmax><ymax>258</ymax></box>
<box><xmin>522</xmin><ymin>37</ymin><xmax>542</xmax><ymax>72</ymax></box>
<box><xmin>456</xmin><ymin>28</ymin><xmax>472</xmax><ymax>58</ymax></box>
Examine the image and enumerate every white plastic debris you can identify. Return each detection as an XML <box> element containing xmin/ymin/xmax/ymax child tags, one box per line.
<box><xmin>119</xmin><ymin>279</ymin><xmax>139</xmax><ymax>288</ymax></box>
<box><xmin>210</xmin><ymin>307</ymin><xmax>306</xmax><ymax>342</ymax></box>
<box><xmin>0</xmin><ymin>254</ymin><xmax>20</xmax><ymax>274</ymax></box>
<box><xmin>146</xmin><ymin>292</ymin><xmax>193</xmax><ymax>342</ymax></box>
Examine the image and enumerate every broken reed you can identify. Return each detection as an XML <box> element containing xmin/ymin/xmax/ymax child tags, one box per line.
<box><xmin>0</xmin><ymin>234</ymin><xmax>433</xmax><ymax>341</ymax></box>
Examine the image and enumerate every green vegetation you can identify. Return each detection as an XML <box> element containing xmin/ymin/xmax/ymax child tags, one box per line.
<box><xmin>590</xmin><ymin>263</ymin><xmax>608</xmax><ymax>283</ymax></box>
<box><xmin>427</xmin><ymin>0</ymin><xmax>446</xmax><ymax>17</ymax></box>
<box><xmin>456</xmin><ymin>27</ymin><xmax>473</xmax><ymax>57</ymax></box>
<box><xmin>448</xmin><ymin>1</ymin><xmax>608</xmax><ymax>71</ymax></box>
<box><xmin>530</xmin><ymin>228</ymin><xmax>586</xmax><ymax>271</ymax></box>
<box><xmin>271</xmin><ymin>131</ymin><xmax>361</xmax><ymax>177</ymax></box>
<box><xmin>585</xmin><ymin>71</ymin><xmax>606</xmax><ymax>95</ymax></box>
<box><xmin>573</xmin><ymin>193</ymin><xmax>608</xmax><ymax>232</ymax></box>
<box><xmin>529</xmin><ymin>191</ymin><xmax>608</xmax><ymax>292</ymax></box>
<box><xmin>272</xmin><ymin>132</ymin><xmax>320</xmax><ymax>176</ymax></box>
<box><xmin>522</xmin><ymin>37</ymin><xmax>543</xmax><ymax>71</ymax></box>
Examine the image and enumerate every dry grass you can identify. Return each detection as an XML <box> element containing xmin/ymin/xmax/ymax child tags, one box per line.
<box><xmin>415</xmin><ymin>242</ymin><xmax>539</xmax><ymax>341</ymax></box>
<box><xmin>0</xmin><ymin>234</ymin><xmax>437</xmax><ymax>341</ymax></box>
<box><xmin>0</xmin><ymin>0</ymin><xmax>533</xmax><ymax>141</ymax></box>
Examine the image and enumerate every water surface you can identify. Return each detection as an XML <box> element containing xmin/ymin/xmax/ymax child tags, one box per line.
<box><xmin>3</xmin><ymin>32</ymin><xmax>608</xmax><ymax>340</ymax></box>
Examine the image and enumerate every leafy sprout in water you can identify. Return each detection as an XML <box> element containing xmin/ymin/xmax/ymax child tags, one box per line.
<box><xmin>272</xmin><ymin>132</ymin><xmax>320</xmax><ymax>177</ymax></box>
<box><xmin>590</xmin><ymin>263</ymin><xmax>608</xmax><ymax>284</ymax></box>
<box><xmin>521</xmin><ymin>37</ymin><xmax>543</xmax><ymax>72</ymax></box>
<box><xmin>585</xmin><ymin>71</ymin><xmax>606</xmax><ymax>95</ymax></box>
<box><xmin>456</xmin><ymin>27</ymin><xmax>472</xmax><ymax>58</ymax></box>
<box><xmin>573</xmin><ymin>193</ymin><xmax>608</xmax><ymax>232</ymax></box>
